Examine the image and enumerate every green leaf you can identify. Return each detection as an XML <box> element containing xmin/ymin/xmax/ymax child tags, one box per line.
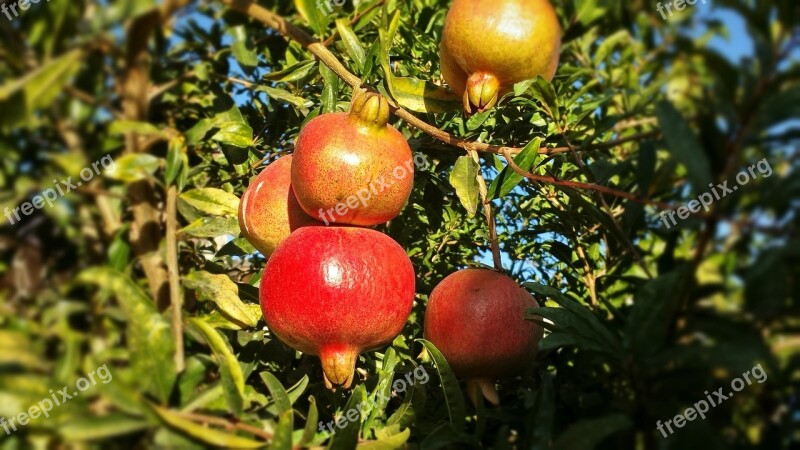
<box><xmin>105</xmin><ymin>154</ymin><xmax>161</xmax><ymax>183</ymax></box>
<box><xmin>182</xmin><ymin>216</ymin><xmax>240</xmax><ymax>238</ymax></box>
<box><xmin>264</xmin><ymin>375</ymin><xmax>309</xmax><ymax>416</ymax></box>
<box><xmin>364</xmin><ymin>348</ymin><xmax>398</xmax><ymax>430</ymax></box>
<box><xmin>489</xmin><ymin>137</ymin><xmax>541</xmax><ymax>198</ymax></box>
<box><xmin>449</xmin><ymin>156</ymin><xmax>480</xmax><ymax>217</ymax></box>
<box><xmin>230</xmin><ymin>26</ymin><xmax>258</xmax><ymax>67</ymax></box>
<box><xmin>357</xmin><ymin>428</ymin><xmax>411</xmax><ymax>449</ymax></box>
<box><xmin>625</xmin><ymin>268</ymin><xmax>687</xmax><ymax>357</ymax></box>
<box><xmin>151</xmin><ymin>404</ymin><xmax>266</xmax><ymax>448</ymax></box>
<box><xmin>184</xmin><ymin>271</ymin><xmax>260</xmax><ymax>328</ymax></box>
<box><xmin>0</xmin><ymin>49</ymin><xmax>84</xmax><ymax>126</ymax></box>
<box><xmin>656</xmin><ymin>101</ymin><xmax>713</xmax><ymax>192</ymax></box>
<box><xmin>328</xmin><ymin>385</ymin><xmax>367</xmax><ymax>450</ymax></box>
<box><xmin>552</xmin><ymin>414</ymin><xmax>631</xmax><ymax>450</ymax></box>
<box><xmin>211</xmin><ymin>121</ymin><xmax>253</xmax><ymax>148</ymax></box>
<box><xmin>294</xmin><ymin>0</ymin><xmax>331</xmax><ymax>36</ymax></box>
<box><xmin>418</xmin><ymin>339</ymin><xmax>466</xmax><ymax>432</ymax></box>
<box><xmin>527</xmin><ymin>373</ymin><xmax>555</xmax><ymax>450</ymax></box>
<box><xmin>391</xmin><ymin>77</ymin><xmax>461</xmax><ymax>113</ymax></box>
<box><xmin>165</xmin><ymin>137</ymin><xmax>186</xmax><ymax>187</ymax></box>
<box><xmin>525</xmin><ymin>283</ymin><xmax>622</xmax><ymax>355</ymax></box>
<box><xmin>271</xmin><ymin>409</ymin><xmax>294</xmax><ymax>450</ymax></box>
<box><xmin>259</xmin><ymin>372</ymin><xmax>292</xmax><ymax>414</ymax></box>
<box><xmin>529</xmin><ymin>76</ymin><xmax>559</xmax><ymax>119</ymax></box>
<box><xmin>335</xmin><ymin>19</ymin><xmax>366</xmax><ymax>71</ymax></box>
<box><xmin>263</xmin><ymin>60</ymin><xmax>317</xmax><ymax>82</ymax></box>
<box><xmin>189</xmin><ymin>318</ymin><xmax>246</xmax><ymax>414</ymax></box>
<box><xmin>108</xmin><ymin>120</ymin><xmax>165</xmax><ymax>137</ymax></box>
<box><xmin>60</xmin><ymin>414</ymin><xmax>151</xmax><ymax>442</ymax></box>
<box><xmin>76</xmin><ymin>268</ymin><xmax>176</xmax><ymax>403</ymax></box>
<box><xmin>378</xmin><ymin>10</ymin><xmax>401</xmax><ymax>97</ymax></box>
<box><xmin>299</xmin><ymin>396</ymin><xmax>319</xmax><ymax>446</ymax></box>
<box><xmin>253</xmin><ymin>85</ymin><xmax>313</xmax><ymax>109</ymax></box>
<box><xmin>179</xmin><ymin>188</ymin><xmax>240</xmax><ymax>216</ymax></box>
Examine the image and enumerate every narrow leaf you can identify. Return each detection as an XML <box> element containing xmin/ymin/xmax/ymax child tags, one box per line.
<box><xmin>151</xmin><ymin>405</ymin><xmax>265</xmax><ymax>448</ymax></box>
<box><xmin>656</xmin><ymin>101</ymin><xmax>712</xmax><ymax>192</ymax></box>
<box><xmin>418</xmin><ymin>339</ymin><xmax>466</xmax><ymax>432</ymax></box>
<box><xmin>179</xmin><ymin>188</ymin><xmax>240</xmax><ymax>217</ymax></box>
<box><xmin>391</xmin><ymin>77</ymin><xmax>461</xmax><ymax>113</ymax></box>
<box><xmin>449</xmin><ymin>156</ymin><xmax>480</xmax><ymax>217</ymax></box>
<box><xmin>184</xmin><ymin>271</ymin><xmax>260</xmax><ymax>328</ymax></box>
<box><xmin>189</xmin><ymin>318</ymin><xmax>246</xmax><ymax>414</ymax></box>
<box><xmin>489</xmin><ymin>137</ymin><xmax>542</xmax><ymax>198</ymax></box>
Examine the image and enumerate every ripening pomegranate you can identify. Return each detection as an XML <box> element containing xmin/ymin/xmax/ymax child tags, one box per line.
<box><xmin>260</xmin><ymin>226</ymin><xmax>416</xmax><ymax>389</ymax></box>
<box><xmin>440</xmin><ymin>0</ymin><xmax>562</xmax><ymax>114</ymax></box>
<box><xmin>424</xmin><ymin>269</ymin><xmax>543</xmax><ymax>404</ymax></box>
<box><xmin>238</xmin><ymin>155</ymin><xmax>321</xmax><ymax>257</ymax></box>
<box><xmin>291</xmin><ymin>92</ymin><xmax>414</xmax><ymax>226</ymax></box>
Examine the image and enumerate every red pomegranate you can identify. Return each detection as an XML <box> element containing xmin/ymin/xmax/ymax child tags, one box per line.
<box><xmin>291</xmin><ymin>92</ymin><xmax>414</xmax><ymax>226</ymax></box>
<box><xmin>260</xmin><ymin>226</ymin><xmax>416</xmax><ymax>389</ymax></box>
<box><xmin>440</xmin><ymin>0</ymin><xmax>562</xmax><ymax>114</ymax></box>
<box><xmin>424</xmin><ymin>269</ymin><xmax>543</xmax><ymax>403</ymax></box>
<box><xmin>238</xmin><ymin>155</ymin><xmax>321</xmax><ymax>257</ymax></box>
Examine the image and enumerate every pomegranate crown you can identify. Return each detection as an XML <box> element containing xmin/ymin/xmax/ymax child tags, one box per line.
<box><xmin>349</xmin><ymin>90</ymin><xmax>391</xmax><ymax>128</ymax></box>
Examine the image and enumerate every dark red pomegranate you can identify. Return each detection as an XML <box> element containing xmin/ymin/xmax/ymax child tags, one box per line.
<box><xmin>238</xmin><ymin>155</ymin><xmax>321</xmax><ymax>257</ymax></box>
<box><xmin>260</xmin><ymin>226</ymin><xmax>416</xmax><ymax>389</ymax></box>
<box><xmin>424</xmin><ymin>268</ymin><xmax>543</xmax><ymax>403</ymax></box>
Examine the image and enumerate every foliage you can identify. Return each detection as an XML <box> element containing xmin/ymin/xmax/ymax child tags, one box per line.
<box><xmin>0</xmin><ymin>0</ymin><xmax>798</xmax><ymax>449</ymax></box>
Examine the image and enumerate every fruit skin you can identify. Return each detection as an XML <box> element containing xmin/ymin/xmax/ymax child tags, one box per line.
<box><xmin>423</xmin><ymin>269</ymin><xmax>543</xmax><ymax>381</ymax></box>
<box><xmin>291</xmin><ymin>100</ymin><xmax>414</xmax><ymax>226</ymax></box>
<box><xmin>440</xmin><ymin>0</ymin><xmax>561</xmax><ymax>113</ymax></box>
<box><xmin>238</xmin><ymin>155</ymin><xmax>321</xmax><ymax>257</ymax></box>
<box><xmin>260</xmin><ymin>226</ymin><xmax>416</xmax><ymax>389</ymax></box>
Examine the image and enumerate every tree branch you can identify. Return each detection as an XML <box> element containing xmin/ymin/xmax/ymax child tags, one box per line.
<box><xmin>218</xmin><ymin>0</ymin><xmax>659</xmax><ymax>159</ymax></box>
<box><xmin>501</xmin><ymin>149</ymin><xmax>672</xmax><ymax>210</ymax></box>
<box><xmin>469</xmin><ymin>151</ymin><xmax>502</xmax><ymax>270</ymax></box>
<box><xmin>166</xmin><ymin>186</ymin><xmax>185</xmax><ymax>373</ymax></box>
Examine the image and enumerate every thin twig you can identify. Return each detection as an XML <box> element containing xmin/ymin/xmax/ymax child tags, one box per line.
<box><xmin>166</xmin><ymin>186</ymin><xmax>185</xmax><ymax>372</ymax></box>
<box><xmin>469</xmin><ymin>150</ymin><xmax>502</xmax><ymax>270</ymax></box>
<box><xmin>501</xmin><ymin>149</ymin><xmax>672</xmax><ymax>209</ymax></box>
<box><xmin>176</xmin><ymin>411</ymin><xmax>273</xmax><ymax>441</ymax></box>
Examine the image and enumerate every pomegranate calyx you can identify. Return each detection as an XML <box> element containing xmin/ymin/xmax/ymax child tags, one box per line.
<box><xmin>350</xmin><ymin>91</ymin><xmax>390</xmax><ymax>128</ymax></box>
<box><xmin>464</xmin><ymin>73</ymin><xmax>500</xmax><ymax>115</ymax></box>
<box><xmin>467</xmin><ymin>378</ymin><xmax>500</xmax><ymax>406</ymax></box>
<box><xmin>320</xmin><ymin>345</ymin><xmax>358</xmax><ymax>391</ymax></box>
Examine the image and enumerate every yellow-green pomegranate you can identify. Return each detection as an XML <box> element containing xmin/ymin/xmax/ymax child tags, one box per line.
<box><xmin>440</xmin><ymin>0</ymin><xmax>561</xmax><ymax>114</ymax></box>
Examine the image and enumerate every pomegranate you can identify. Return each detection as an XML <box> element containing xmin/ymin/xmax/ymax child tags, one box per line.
<box><xmin>238</xmin><ymin>155</ymin><xmax>321</xmax><ymax>257</ymax></box>
<box><xmin>423</xmin><ymin>269</ymin><xmax>543</xmax><ymax>404</ymax></box>
<box><xmin>260</xmin><ymin>226</ymin><xmax>416</xmax><ymax>389</ymax></box>
<box><xmin>440</xmin><ymin>0</ymin><xmax>562</xmax><ymax>114</ymax></box>
<box><xmin>291</xmin><ymin>92</ymin><xmax>414</xmax><ymax>226</ymax></box>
